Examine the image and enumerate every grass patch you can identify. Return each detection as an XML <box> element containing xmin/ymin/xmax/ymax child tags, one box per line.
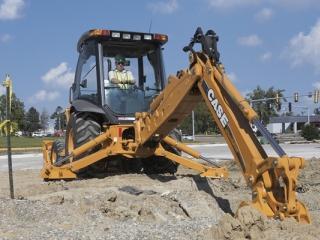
<box><xmin>0</xmin><ymin>136</ymin><xmax>63</xmax><ymax>148</ymax></box>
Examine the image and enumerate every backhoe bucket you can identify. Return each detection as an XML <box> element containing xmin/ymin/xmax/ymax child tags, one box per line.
<box><xmin>240</xmin><ymin>156</ymin><xmax>311</xmax><ymax>223</ymax></box>
<box><xmin>40</xmin><ymin>140</ymin><xmax>76</xmax><ymax>180</ymax></box>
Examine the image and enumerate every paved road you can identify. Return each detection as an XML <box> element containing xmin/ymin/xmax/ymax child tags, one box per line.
<box><xmin>0</xmin><ymin>143</ymin><xmax>319</xmax><ymax>171</ymax></box>
<box><xmin>0</xmin><ymin>153</ymin><xmax>42</xmax><ymax>171</ymax></box>
<box><xmin>189</xmin><ymin>142</ymin><xmax>320</xmax><ymax>160</ymax></box>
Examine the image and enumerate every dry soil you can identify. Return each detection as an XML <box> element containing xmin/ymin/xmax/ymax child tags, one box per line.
<box><xmin>0</xmin><ymin>158</ymin><xmax>319</xmax><ymax>240</ymax></box>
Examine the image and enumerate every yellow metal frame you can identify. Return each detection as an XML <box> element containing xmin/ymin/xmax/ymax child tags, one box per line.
<box><xmin>132</xmin><ymin>52</ymin><xmax>310</xmax><ymax>223</ymax></box>
<box><xmin>41</xmin><ymin>125</ymin><xmax>227</xmax><ymax>180</ymax></box>
<box><xmin>41</xmin><ymin>29</ymin><xmax>310</xmax><ymax>223</ymax></box>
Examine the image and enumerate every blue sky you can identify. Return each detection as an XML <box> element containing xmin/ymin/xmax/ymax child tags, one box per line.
<box><xmin>1</xmin><ymin>0</ymin><xmax>320</xmax><ymax>116</ymax></box>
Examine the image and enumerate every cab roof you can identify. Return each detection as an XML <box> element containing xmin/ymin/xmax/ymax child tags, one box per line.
<box><xmin>77</xmin><ymin>29</ymin><xmax>168</xmax><ymax>52</ymax></box>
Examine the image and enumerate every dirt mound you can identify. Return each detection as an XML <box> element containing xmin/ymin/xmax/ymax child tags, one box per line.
<box><xmin>204</xmin><ymin>206</ymin><xmax>319</xmax><ymax>240</ymax></box>
<box><xmin>0</xmin><ymin>158</ymin><xmax>319</xmax><ymax>239</ymax></box>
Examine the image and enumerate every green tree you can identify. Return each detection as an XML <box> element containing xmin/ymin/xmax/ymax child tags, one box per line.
<box><xmin>301</xmin><ymin>124</ymin><xmax>319</xmax><ymax>140</ymax></box>
<box><xmin>246</xmin><ymin>86</ymin><xmax>284</xmax><ymax>124</ymax></box>
<box><xmin>25</xmin><ymin>107</ymin><xmax>41</xmax><ymax>133</ymax></box>
<box><xmin>50</xmin><ymin>106</ymin><xmax>66</xmax><ymax>130</ymax></box>
<box><xmin>179</xmin><ymin>101</ymin><xmax>218</xmax><ymax>135</ymax></box>
<box><xmin>0</xmin><ymin>92</ymin><xmax>25</xmax><ymax>130</ymax></box>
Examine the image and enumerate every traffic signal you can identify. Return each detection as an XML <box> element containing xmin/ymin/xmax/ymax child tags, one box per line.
<box><xmin>294</xmin><ymin>92</ymin><xmax>299</xmax><ymax>102</ymax></box>
<box><xmin>314</xmin><ymin>90</ymin><xmax>320</xmax><ymax>103</ymax></box>
<box><xmin>277</xmin><ymin>103</ymin><xmax>281</xmax><ymax>111</ymax></box>
<box><xmin>288</xmin><ymin>102</ymin><xmax>292</xmax><ymax>112</ymax></box>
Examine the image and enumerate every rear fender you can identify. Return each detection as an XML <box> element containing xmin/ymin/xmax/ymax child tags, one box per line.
<box><xmin>70</xmin><ymin>99</ymin><xmax>119</xmax><ymax>124</ymax></box>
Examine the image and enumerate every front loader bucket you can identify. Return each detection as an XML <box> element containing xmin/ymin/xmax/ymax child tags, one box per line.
<box><xmin>40</xmin><ymin>140</ymin><xmax>76</xmax><ymax>180</ymax></box>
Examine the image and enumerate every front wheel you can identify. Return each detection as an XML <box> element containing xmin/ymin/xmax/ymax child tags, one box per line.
<box><xmin>50</xmin><ymin>140</ymin><xmax>65</xmax><ymax>164</ymax></box>
<box><xmin>65</xmin><ymin>112</ymin><xmax>104</xmax><ymax>177</ymax></box>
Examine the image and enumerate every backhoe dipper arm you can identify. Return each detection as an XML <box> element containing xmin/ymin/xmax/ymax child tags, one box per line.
<box><xmin>134</xmin><ymin>27</ymin><xmax>310</xmax><ymax>223</ymax></box>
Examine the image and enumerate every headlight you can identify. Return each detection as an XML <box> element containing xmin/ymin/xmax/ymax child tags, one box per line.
<box><xmin>123</xmin><ymin>33</ymin><xmax>131</xmax><ymax>39</ymax></box>
<box><xmin>111</xmin><ymin>32</ymin><xmax>120</xmax><ymax>38</ymax></box>
<box><xmin>144</xmin><ymin>34</ymin><xmax>152</xmax><ymax>40</ymax></box>
<box><xmin>133</xmin><ymin>34</ymin><xmax>141</xmax><ymax>40</ymax></box>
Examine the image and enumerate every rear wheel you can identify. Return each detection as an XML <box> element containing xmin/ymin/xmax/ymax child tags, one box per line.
<box><xmin>142</xmin><ymin>155</ymin><xmax>178</xmax><ymax>174</ymax></box>
<box><xmin>65</xmin><ymin>112</ymin><xmax>104</xmax><ymax>177</ymax></box>
<box><xmin>50</xmin><ymin>140</ymin><xmax>65</xmax><ymax>164</ymax></box>
<box><xmin>142</xmin><ymin>130</ymin><xmax>181</xmax><ymax>174</ymax></box>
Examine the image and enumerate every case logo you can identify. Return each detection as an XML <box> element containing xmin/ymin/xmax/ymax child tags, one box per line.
<box><xmin>207</xmin><ymin>88</ymin><xmax>229</xmax><ymax>128</ymax></box>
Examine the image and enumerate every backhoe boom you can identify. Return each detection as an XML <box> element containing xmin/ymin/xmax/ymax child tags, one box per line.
<box><xmin>134</xmin><ymin>27</ymin><xmax>310</xmax><ymax>223</ymax></box>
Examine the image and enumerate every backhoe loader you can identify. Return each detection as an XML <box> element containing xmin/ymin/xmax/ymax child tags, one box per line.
<box><xmin>41</xmin><ymin>27</ymin><xmax>310</xmax><ymax>223</ymax></box>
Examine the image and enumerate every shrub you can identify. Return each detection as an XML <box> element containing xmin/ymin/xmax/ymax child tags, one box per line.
<box><xmin>300</xmin><ymin>124</ymin><xmax>319</xmax><ymax>141</ymax></box>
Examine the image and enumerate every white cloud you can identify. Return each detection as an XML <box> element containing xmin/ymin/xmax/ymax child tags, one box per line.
<box><xmin>284</xmin><ymin>20</ymin><xmax>320</xmax><ymax>72</ymax></box>
<box><xmin>0</xmin><ymin>33</ymin><xmax>12</xmax><ymax>43</ymax></box>
<box><xmin>148</xmin><ymin>0</ymin><xmax>178</xmax><ymax>14</ymax></box>
<box><xmin>255</xmin><ymin>8</ymin><xmax>274</xmax><ymax>22</ymax></box>
<box><xmin>0</xmin><ymin>0</ymin><xmax>25</xmax><ymax>20</ymax></box>
<box><xmin>227</xmin><ymin>72</ymin><xmax>237</xmax><ymax>82</ymax></box>
<box><xmin>207</xmin><ymin>0</ymin><xmax>319</xmax><ymax>11</ymax></box>
<box><xmin>42</xmin><ymin>62</ymin><xmax>68</xmax><ymax>83</ymax></box>
<box><xmin>269</xmin><ymin>0</ymin><xmax>320</xmax><ymax>9</ymax></box>
<box><xmin>207</xmin><ymin>0</ymin><xmax>259</xmax><ymax>9</ymax></box>
<box><xmin>30</xmin><ymin>90</ymin><xmax>60</xmax><ymax>102</ymax></box>
<box><xmin>313</xmin><ymin>82</ymin><xmax>320</xmax><ymax>89</ymax></box>
<box><xmin>238</xmin><ymin>34</ymin><xmax>262</xmax><ymax>47</ymax></box>
<box><xmin>42</xmin><ymin>62</ymin><xmax>75</xmax><ymax>88</ymax></box>
<box><xmin>260</xmin><ymin>52</ymin><xmax>272</xmax><ymax>61</ymax></box>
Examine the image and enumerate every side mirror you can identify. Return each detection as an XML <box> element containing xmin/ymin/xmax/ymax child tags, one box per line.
<box><xmin>80</xmin><ymin>79</ymin><xmax>87</xmax><ymax>88</ymax></box>
<box><xmin>69</xmin><ymin>85</ymin><xmax>74</xmax><ymax>104</ymax></box>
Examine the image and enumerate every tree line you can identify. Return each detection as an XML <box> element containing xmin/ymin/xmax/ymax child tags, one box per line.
<box><xmin>1</xmin><ymin>85</ymin><xmax>290</xmax><ymax>136</ymax></box>
<box><xmin>0</xmin><ymin>93</ymin><xmax>65</xmax><ymax>135</ymax></box>
<box><xmin>179</xmin><ymin>86</ymin><xmax>286</xmax><ymax>135</ymax></box>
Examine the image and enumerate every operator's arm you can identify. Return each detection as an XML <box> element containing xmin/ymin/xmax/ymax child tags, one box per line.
<box><xmin>126</xmin><ymin>70</ymin><xmax>136</xmax><ymax>84</ymax></box>
<box><xmin>108</xmin><ymin>70</ymin><xmax>135</xmax><ymax>84</ymax></box>
<box><xmin>109</xmin><ymin>71</ymin><xmax>120</xmax><ymax>84</ymax></box>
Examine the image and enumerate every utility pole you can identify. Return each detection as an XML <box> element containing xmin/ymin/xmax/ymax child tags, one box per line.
<box><xmin>192</xmin><ymin>110</ymin><xmax>195</xmax><ymax>141</ymax></box>
<box><xmin>3</xmin><ymin>75</ymin><xmax>14</xmax><ymax>199</ymax></box>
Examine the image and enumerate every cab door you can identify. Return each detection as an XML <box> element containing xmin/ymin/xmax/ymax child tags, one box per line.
<box><xmin>73</xmin><ymin>41</ymin><xmax>99</xmax><ymax>104</ymax></box>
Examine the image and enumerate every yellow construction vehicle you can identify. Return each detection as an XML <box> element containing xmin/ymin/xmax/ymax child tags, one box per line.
<box><xmin>41</xmin><ymin>27</ymin><xmax>310</xmax><ymax>223</ymax></box>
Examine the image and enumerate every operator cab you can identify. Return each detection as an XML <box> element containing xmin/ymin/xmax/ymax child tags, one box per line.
<box><xmin>71</xmin><ymin>29</ymin><xmax>168</xmax><ymax>123</ymax></box>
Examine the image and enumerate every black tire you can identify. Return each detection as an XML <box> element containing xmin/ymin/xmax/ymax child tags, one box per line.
<box><xmin>50</xmin><ymin>140</ymin><xmax>65</xmax><ymax>163</ymax></box>
<box><xmin>142</xmin><ymin>130</ymin><xmax>181</xmax><ymax>174</ymax></box>
<box><xmin>69</xmin><ymin>112</ymin><xmax>101</xmax><ymax>149</ymax></box>
<box><xmin>142</xmin><ymin>156</ymin><xmax>178</xmax><ymax>174</ymax></box>
<box><xmin>126</xmin><ymin>158</ymin><xmax>143</xmax><ymax>173</ymax></box>
<box><xmin>65</xmin><ymin>112</ymin><xmax>103</xmax><ymax>176</ymax></box>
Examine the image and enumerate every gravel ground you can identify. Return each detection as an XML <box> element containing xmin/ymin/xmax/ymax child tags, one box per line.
<box><xmin>0</xmin><ymin>158</ymin><xmax>319</xmax><ymax>239</ymax></box>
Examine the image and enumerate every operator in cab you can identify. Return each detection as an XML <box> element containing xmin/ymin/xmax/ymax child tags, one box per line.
<box><xmin>108</xmin><ymin>55</ymin><xmax>135</xmax><ymax>89</ymax></box>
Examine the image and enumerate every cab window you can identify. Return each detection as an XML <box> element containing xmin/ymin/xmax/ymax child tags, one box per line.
<box><xmin>76</xmin><ymin>42</ymin><xmax>98</xmax><ymax>103</ymax></box>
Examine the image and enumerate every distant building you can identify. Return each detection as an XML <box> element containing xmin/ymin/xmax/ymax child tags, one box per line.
<box><xmin>267</xmin><ymin>115</ymin><xmax>320</xmax><ymax>134</ymax></box>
